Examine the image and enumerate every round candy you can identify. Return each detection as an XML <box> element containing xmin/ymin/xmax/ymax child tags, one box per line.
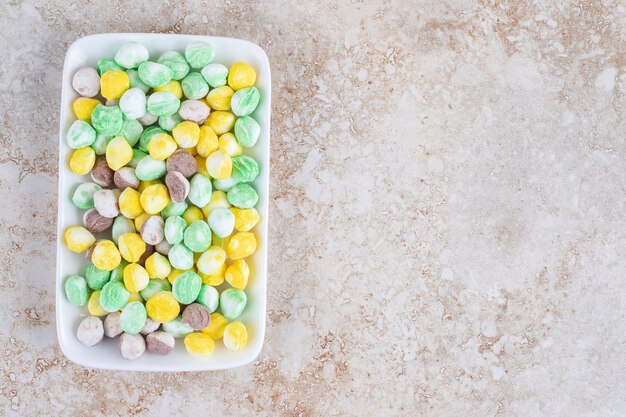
<box><xmin>196</xmin><ymin>284</ymin><xmax>219</xmax><ymax>312</ymax></box>
<box><xmin>83</xmin><ymin>208</ymin><xmax>114</xmax><ymax>234</ymax></box>
<box><xmin>182</xmin><ymin>303</ymin><xmax>210</xmax><ymax>330</ymax></box>
<box><xmin>181</xmin><ymin>72</ymin><xmax>209</xmax><ymax>100</ymax></box>
<box><xmin>166</xmin><ymin>149</ymin><xmax>197</xmax><ymax>177</ymax></box>
<box><xmin>162</xmin><ymin>315</ymin><xmax>194</xmax><ymax>338</ymax></box>
<box><xmin>206</xmin><ymin>150</ymin><xmax>232</xmax><ymax>179</ymax></box>
<box><xmin>183</xmin><ymin>220</ymin><xmax>212</xmax><ymax>252</ymax></box>
<box><xmin>157</xmin><ymin>51</ymin><xmax>190</xmax><ymax>80</ymax></box>
<box><xmin>223</xmin><ymin>321</ymin><xmax>248</xmax><ymax>351</ymax></box>
<box><xmin>172</xmin><ymin>270</ymin><xmax>202</xmax><ymax>304</ymax></box>
<box><xmin>184</xmin><ymin>332</ymin><xmax>215</xmax><ymax>356</ymax></box>
<box><xmin>227</xmin><ymin>62</ymin><xmax>256</xmax><ymax>90</ymax></box>
<box><xmin>201</xmin><ymin>190</ymin><xmax>231</xmax><ymax>217</ymax></box>
<box><xmin>115</xmin><ymin>42</ymin><xmax>149</xmax><ymax>69</ymax></box>
<box><xmin>201</xmin><ymin>312</ymin><xmax>228</xmax><ymax>339</ymax></box>
<box><xmin>231</xmin><ymin>155</ymin><xmax>260</xmax><ymax>183</ymax></box>
<box><xmin>135</xmin><ymin>155</ymin><xmax>167</xmax><ymax>181</ymax></box>
<box><xmin>104</xmin><ymin>311</ymin><xmax>122</xmax><ymax>337</ymax></box>
<box><xmin>158</xmin><ymin>113</ymin><xmax>183</xmax><ymax>131</ymax></box>
<box><xmin>93</xmin><ymin>189</ymin><xmax>120</xmax><ymax>218</ymax></box>
<box><xmin>91</xmin><ymin>239</ymin><xmax>122</xmax><ymax>271</ymax></box>
<box><xmin>155</xmin><ymin>239</ymin><xmax>173</xmax><ymax>256</ymax></box>
<box><xmin>91</xmin><ymin>104</ymin><xmax>123</xmax><ymax>136</ymax></box>
<box><xmin>67</xmin><ymin>120</ymin><xmax>96</xmax><ymax>149</ymax></box>
<box><xmin>64</xmin><ymin>275</ymin><xmax>89</xmax><ymax>306</ymax></box>
<box><xmin>227</xmin><ymin>231</ymin><xmax>257</xmax><ymax>260</ymax></box>
<box><xmin>129</xmin><ymin>150</ymin><xmax>148</xmax><ymax>168</ymax></box>
<box><xmin>73</xmin><ymin>97</ymin><xmax>101</xmax><ymax>122</ymax></box>
<box><xmin>118</xmin><ymin>188</ymin><xmax>142</xmax><ymax>219</ymax></box>
<box><xmin>161</xmin><ymin>200</ymin><xmax>188</xmax><ymax>218</ymax></box>
<box><xmin>100</xmin><ymin>70</ymin><xmax>129</xmax><ymax>100</ymax></box>
<box><xmin>64</xmin><ymin>226</ymin><xmax>96</xmax><ymax>253</ymax></box>
<box><xmin>188</xmin><ymin>173</ymin><xmax>213</xmax><ymax>207</ymax></box>
<box><xmin>205</xmin><ymin>208</ymin><xmax>234</xmax><ymax>238</ymax></box>
<box><xmin>123</xmin><ymin>263</ymin><xmax>149</xmax><ymax>292</ymax></box>
<box><xmin>227</xmin><ymin>183</ymin><xmax>258</xmax><ymax>209</ymax></box>
<box><xmin>105</xmin><ymin>136</ymin><xmax>133</xmax><ymax>170</ymax></box>
<box><xmin>197</xmin><ymin>126</ymin><xmax>218</xmax><ymax>158</ymax></box>
<box><xmin>88</xmin><ymin>291</ymin><xmax>108</xmax><ymax>316</ymax></box>
<box><xmin>119</xmin><ymin>301</ymin><xmax>147</xmax><ymax>334</ymax></box>
<box><xmin>72</xmin><ymin>67</ymin><xmax>100</xmax><ymax>97</ymax></box>
<box><xmin>165</xmin><ymin>171</ymin><xmax>190</xmax><ymax>202</ymax></box>
<box><xmin>69</xmin><ymin>147</ymin><xmax>96</xmax><ymax>175</ymax></box>
<box><xmin>119</xmin><ymin>88</ymin><xmax>147</xmax><ymax>120</ymax></box>
<box><xmin>146</xmin><ymin>291</ymin><xmax>180</xmax><ymax>323</ymax></box>
<box><xmin>72</xmin><ymin>182</ymin><xmax>101</xmax><ymax>209</ymax></box>
<box><xmin>148</xmin><ymin>132</ymin><xmax>177</xmax><ymax>160</ymax></box>
<box><xmin>85</xmin><ymin>264</ymin><xmax>111</xmax><ymax>290</ymax></box>
<box><xmin>119</xmin><ymin>333</ymin><xmax>145</xmax><ymax>360</ymax></box>
<box><xmin>164</xmin><ymin>215</ymin><xmax>187</xmax><ymax>245</ymax></box>
<box><xmin>234</xmin><ymin>116</ymin><xmax>261</xmax><ymax>147</ymax></box>
<box><xmin>168</xmin><ymin>243</ymin><xmax>194</xmax><ymax>270</ymax></box>
<box><xmin>225</xmin><ymin>259</ymin><xmax>249</xmax><ymax>290</ymax></box>
<box><xmin>172</xmin><ymin>121</ymin><xmax>200</xmax><ymax>148</ymax></box>
<box><xmin>140</xmin><ymin>215</ymin><xmax>165</xmax><ymax>245</ymax></box>
<box><xmin>90</xmin><ymin>157</ymin><xmax>114</xmax><ymax>187</ymax></box>
<box><xmin>141</xmin><ymin>317</ymin><xmax>160</xmax><ymax>335</ymax></box>
<box><xmin>204</xmin><ymin>111</ymin><xmax>235</xmax><ymax>135</ymax></box>
<box><xmin>141</xmin><ymin>278</ymin><xmax>171</xmax><ymax>301</ymax></box>
<box><xmin>77</xmin><ymin>316</ymin><xmax>104</xmax><ymax>347</ymax></box>
<box><xmin>178</xmin><ymin>100</ymin><xmax>210</xmax><ymax>124</ymax></box>
<box><xmin>114</xmin><ymin>167</ymin><xmax>140</xmax><ymax>190</ymax></box>
<box><xmin>140</xmin><ymin>183</ymin><xmax>170</xmax><ymax>214</ymax></box>
<box><xmin>121</xmin><ymin>120</ymin><xmax>143</xmax><ymax>148</ymax></box>
<box><xmin>185</xmin><ymin>42</ymin><xmax>215</xmax><ymax>69</ymax></box>
<box><xmin>127</xmin><ymin>68</ymin><xmax>150</xmax><ymax>93</ymax></box>
<box><xmin>137</xmin><ymin>112</ymin><xmax>158</xmax><ymax>126</ymax></box>
<box><xmin>201</xmin><ymin>63</ymin><xmax>228</xmax><ymax>87</ymax></box>
<box><xmin>218</xmin><ymin>132</ymin><xmax>242</xmax><ymax>157</ymax></box>
<box><xmin>139</xmin><ymin>126</ymin><xmax>165</xmax><ymax>152</ymax></box>
<box><xmin>230</xmin><ymin>86</ymin><xmax>260</xmax><ymax>116</ymax></box>
<box><xmin>118</xmin><ymin>233</ymin><xmax>146</xmax><ymax>263</ymax></box>
<box><xmin>100</xmin><ymin>280</ymin><xmax>130</xmax><ymax>312</ymax></box>
<box><xmin>147</xmin><ymin>92</ymin><xmax>180</xmax><ymax>116</ymax></box>
<box><xmin>112</xmin><ymin>215</ymin><xmax>136</xmax><ymax>244</ymax></box>
<box><xmin>146</xmin><ymin>331</ymin><xmax>175</xmax><ymax>355</ymax></box>
<box><xmin>196</xmin><ymin>246</ymin><xmax>226</xmax><ymax>275</ymax></box>
<box><xmin>219</xmin><ymin>288</ymin><xmax>247</xmax><ymax>320</ymax></box>
<box><xmin>232</xmin><ymin>207</ymin><xmax>259</xmax><ymax>232</ymax></box>
<box><xmin>138</xmin><ymin>61</ymin><xmax>173</xmax><ymax>88</ymax></box>
<box><xmin>97</xmin><ymin>58</ymin><xmax>123</xmax><ymax>75</ymax></box>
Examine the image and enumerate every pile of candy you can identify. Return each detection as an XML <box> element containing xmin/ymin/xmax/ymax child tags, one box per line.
<box><xmin>63</xmin><ymin>41</ymin><xmax>261</xmax><ymax>360</ymax></box>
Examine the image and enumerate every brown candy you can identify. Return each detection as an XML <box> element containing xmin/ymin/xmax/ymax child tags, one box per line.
<box><xmin>91</xmin><ymin>156</ymin><xmax>114</xmax><ymax>187</ymax></box>
<box><xmin>146</xmin><ymin>331</ymin><xmax>175</xmax><ymax>355</ymax></box>
<box><xmin>140</xmin><ymin>215</ymin><xmax>165</xmax><ymax>245</ymax></box>
<box><xmin>166</xmin><ymin>150</ymin><xmax>197</xmax><ymax>177</ymax></box>
<box><xmin>164</xmin><ymin>171</ymin><xmax>190</xmax><ymax>202</ymax></box>
<box><xmin>137</xmin><ymin>244</ymin><xmax>155</xmax><ymax>266</ymax></box>
<box><xmin>83</xmin><ymin>208</ymin><xmax>114</xmax><ymax>233</ymax></box>
<box><xmin>113</xmin><ymin>167</ymin><xmax>140</xmax><ymax>190</ymax></box>
<box><xmin>182</xmin><ymin>303</ymin><xmax>211</xmax><ymax>330</ymax></box>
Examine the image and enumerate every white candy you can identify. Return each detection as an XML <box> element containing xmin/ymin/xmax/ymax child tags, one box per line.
<box><xmin>138</xmin><ymin>112</ymin><xmax>158</xmax><ymax>126</ymax></box>
<box><xmin>200</xmin><ymin>63</ymin><xmax>228</xmax><ymax>87</ymax></box>
<box><xmin>115</xmin><ymin>42</ymin><xmax>150</xmax><ymax>69</ymax></box>
<box><xmin>140</xmin><ymin>215</ymin><xmax>165</xmax><ymax>245</ymax></box>
<box><xmin>178</xmin><ymin>100</ymin><xmax>210</xmax><ymax>124</ymax></box>
<box><xmin>93</xmin><ymin>189</ymin><xmax>120</xmax><ymax>218</ymax></box>
<box><xmin>207</xmin><ymin>208</ymin><xmax>235</xmax><ymax>238</ymax></box>
<box><xmin>72</xmin><ymin>67</ymin><xmax>100</xmax><ymax>97</ymax></box>
<box><xmin>77</xmin><ymin>316</ymin><xmax>104</xmax><ymax>346</ymax></box>
<box><xmin>119</xmin><ymin>333</ymin><xmax>146</xmax><ymax>360</ymax></box>
<box><xmin>113</xmin><ymin>167</ymin><xmax>140</xmax><ymax>190</ymax></box>
<box><xmin>104</xmin><ymin>311</ymin><xmax>123</xmax><ymax>337</ymax></box>
<box><xmin>119</xmin><ymin>88</ymin><xmax>147</xmax><ymax>120</ymax></box>
<box><xmin>140</xmin><ymin>317</ymin><xmax>160</xmax><ymax>335</ymax></box>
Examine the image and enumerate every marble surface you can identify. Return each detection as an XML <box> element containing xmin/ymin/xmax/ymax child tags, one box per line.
<box><xmin>0</xmin><ymin>0</ymin><xmax>624</xmax><ymax>415</ymax></box>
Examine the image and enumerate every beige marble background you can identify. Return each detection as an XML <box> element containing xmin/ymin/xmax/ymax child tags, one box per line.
<box><xmin>0</xmin><ymin>0</ymin><xmax>624</xmax><ymax>416</ymax></box>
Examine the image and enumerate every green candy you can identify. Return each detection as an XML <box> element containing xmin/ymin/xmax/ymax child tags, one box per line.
<box><xmin>138</xmin><ymin>61</ymin><xmax>172</xmax><ymax>88</ymax></box>
<box><xmin>164</xmin><ymin>215</ymin><xmax>187</xmax><ymax>245</ymax></box>
<box><xmin>184</xmin><ymin>42</ymin><xmax>215</xmax><ymax>69</ymax></box>
<box><xmin>158</xmin><ymin>113</ymin><xmax>183</xmax><ymax>132</ymax></box>
<box><xmin>135</xmin><ymin>155</ymin><xmax>167</xmax><ymax>181</ymax></box>
<box><xmin>227</xmin><ymin>183</ymin><xmax>258</xmax><ymax>209</ymax></box>
<box><xmin>157</xmin><ymin>51</ymin><xmax>190</xmax><ymax>81</ymax></box>
<box><xmin>109</xmin><ymin>259</ymin><xmax>129</xmax><ymax>282</ymax></box>
<box><xmin>162</xmin><ymin>315</ymin><xmax>193</xmax><ymax>338</ymax></box>
<box><xmin>140</xmin><ymin>278</ymin><xmax>171</xmax><ymax>300</ymax></box>
<box><xmin>213</xmin><ymin>176</ymin><xmax>238</xmax><ymax>192</ymax></box>
<box><xmin>139</xmin><ymin>126</ymin><xmax>165</xmax><ymax>152</ymax></box>
<box><xmin>112</xmin><ymin>216</ymin><xmax>136</xmax><ymax>245</ymax></box>
<box><xmin>172</xmin><ymin>270</ymin><xmax>202</xmax><ymax>304</ymax></box>
<box><xmin>114</xmin><ymin>42</ymin><xmax>149</xmax><ymax>69</ymax></box>
<box><xmin>181</xmin><ymin>72</ymin><xmax>209</xmax><ymax>100</ymax></box>
<box><xmin>119</xmin><ymin>301</ymin><xmax>147</xmax><ymax>334</ymax></box>
<box><xmin>168</xmin><ymin>243</ymin><xmax>194</xmax><ymax>270</ymax></box>
<box><xmin>71</xmin><ymin>182</ymin><xmax>102</xmax><ymax>209</ymax></box>
<box><xmin>127</xmin><ymin>69</ymin><xmax>150</xmax><ymax>93</ymax></box>
<box><xmin>91</xmin><ymin>104</ymin><xmax>123</xmax><ymax>136</ymax></box>
<box><xmin>64</xmin><ymin>275</ymin><xmax>89</xmax><ymax>306</ymax></box>
<box><xmin>161</xmin><ymin>200</ymin><xmax>188</xmax><ymax>218</ymax></box>
<box><xmin>99</xmin><ymin>280</ymin><xmax>130</xmax><ymax>312</ymax></box>
<box><xmin>200</xmin><ymin>63</ymin><xmax>228</xmax><ymax>88</ymax></box>
<box><xmin>121</xmin><ymin>119</ymin><xmax>143</xmax><ymax>147</ymax></box>
<box><xmin>188</xmin><ymin>173</ymin><xmax>213</xmax><ymax>207</ymax></box>
<box><xmin>129</xmin><ymin>149</ymin><xmax>147</xmax><ymax>168</ymax></box>
<box><xmin>219</xmin><ymin>288</ymin><xmax>247</xmax><ymax>320</ymax></box>
<box><xmin>197</xmin><ymin>284</ymin><xmax>219</xmax><ymax>312</ymax></box>
<box><xmin>147</xmin><ymin>92</ymin><xmax>180</xmax><ymax>116</ymax></box>
<box><xmin>92</xmin><ymin>133</ymin><xmax>114</xmax><ymax>155</ymax></box>
<box><xmin>231</xmin><ymin>155</ymin><xmax>260</xmax><ymax>183</ymax></box>
<box><xmin>231</xmin><ymin>87</ymin><xmax>260</xmax><ymax>117</ymax></box>
<box><xmin>183</xmin><ymin>220</ymin><xmax>212</xmax><ymax>252</ymax></box>
<box><xmin>85</xmin><ymin>264</ymin><xmax>111</xmax><ymax>290</ymax></box>
<box><xmin>97</xmin><ymin>58</ymin><xmax>123</xmax><ymax>75</ymax></box>
<box><xmin>206</xmin><ymin>208</ymin><xmax>234</xmax><ymax>238</ymax></box>
<box><xmin>234</xmin><ymin>116</ymin><xmax>260</xmax><ymax>147</ymax></box>
<box><xmin>67</xmin><ymin>120</ymin><xmax>96</xmax><ymax>149</ymax></box>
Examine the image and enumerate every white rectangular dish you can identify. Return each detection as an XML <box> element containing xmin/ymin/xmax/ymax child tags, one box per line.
<box><xmin>56</xmin><ymin>33</ymin><xmax>270</xmax><ymax>371</ymax></box>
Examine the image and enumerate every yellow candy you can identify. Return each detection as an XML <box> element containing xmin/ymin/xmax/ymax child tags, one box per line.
<box><xmin>88</xmin><ymin>291</ymin><xmax>108</xmax><ymax>316</ymax></box>
<box><xmin>140</xmin><ymin>184</ymin><xmax>170</xmax><ymax>214</ymax></box>
<box><xmin>196</xmin><ymin>246</ymin><xmax>226</xmax><ymax>275</ymax></box>
<box><xmin>145</xmin><ymin>252</ymin><xmax>172</xmax><ymax>279</ymax></box>
<box><xmin>182</xmin><ymin>206</ymin><xmax>204</xmax><ymax>224</ymax></box>
<box><xmin>172</xmin><ymin>121</ymin><xmax>200</xmax><ymax>148</ymax></box>
<box><xmin>137</xmin><ymin>179</ymin><xmax>160</xmax><ymax>193</ymax></box>
<box><xmin>201</xmin><ymin>191</ymin><xmax>231</xmax><ymax>217</ymax></box>
<box><xmin>72</xmin><ymin>97</ymin><xmax>101</xmax><ymax>122</ymax></box>
<box><xmin>201</xmin><ymin>312</ymin><xmax>228</xmax><ymax>339</ymax></box>
<box><xmin>106</xmin><ymin>136</ymin><xmax>133</xmax><ymax>170</ymax></box>
<box><xmin>128</xmin><ymin>292</ymin><xmax>143</xmax><ymax>303</ymax></box>
<box><xmin>182</xmin><ymin>146</ymin><xmax>198</xmax><ymax>156</ymax></box>
<box><xmin>197</xmin><ymin>98</ymin><xmax>209</xmax><ymax>107</ymax></box>
<box><xmin>218</xmin><ymin>133</ymin><xmax>242</xmax><ymax>157</ymax></box>
<box><xmin>228</xmin><ymin>62</ymin><xmax>256</xmax><ymax>91</ymax></box>
<box><xmin>167</xmin><ymin>268</ymin><xmax>193</xmax><ymax>284</ymax></box>
<box><xmin>223</xmin><ymin>321</ymin><xmax>248</xmax><ymax>351</ymax></box>
<box><xmin>91</xmin><ymin>240</ymin><xmax>122</xmax><ymax>271</ymax></box>
<box><xmin>227</xmin><ymin>232</ymin><xmax>257</xmax><ymax>260</ymax></box>
<box><xmin>118</xmin><ymin>188</ymin><xmax>143</xmax><ymax>219</ymax></box>
<box><xmin>69</xmin><ymin>147</ymin><xmax>96</xmax><ymax>175</ymax></box>
<box><xmin>100</xmin><ymin>69</ymin><xmax>130</xmax><ymax>100</ymax></box>
<box><xmin>198</xmin><ymin>262</ymin><xmax>225</xmax><ymax>286</ymax></box>
<box><xmin>206</xmin><ymin>150</ymin><xmax>232</xmax><ymax>179</ymax></box>
<box><xmin>232</xmin><ymin>208</ymin><xmax>260</xmax><ymax>232</ymax></box>
<box><xmin>184</xmin><ymin>332</ymin><xmax>215</xmax><ymax>356</ymax></box>
<box><xmin>206</xmin><ymin>86</ymin><xmax>234</xmax><ymax>111</ymax></box>
<box><xmin>123</xmin><ymin>263</ymin><xmax>150</xmax><ymax>292</ymax></box>
<box><xmin>225</xmin><ymin>259</ymin><xmax>250</xmax><ymax>289</ymax></box>
<box><xmin>146</xmin><ymin>291</ymin><xmax>180</xmax><ymax>323</ymax></box>
<box><xmin>118</xmin><ymin>233</ymin><xmax>146</xmax><ymax>263</ymax></box>
<box><xmin>64</xmin><ymin>226</ymin><xmax>96</xmax><ymax>253</ymax></box>
<box><xmin>204</xmin><ymin>111</ymin><xmax>235</xmax><ymax>135</ymax></box>
<box><xmin>154</xmin><ymin>80</ymin><xmax>183</xmax><ymax>99</ymax></box>
<box><xmin>195</xmin><ymin>155</ymin><xmax>208</xmax><ymax>176</ymax></box>
<box><xmin>148</xmin><ymin>132</ymin><xmax>177</xmax><ymax>160</ymax></box>
<box><xmin>134</xmin><ymin>212</ymin><xmax>150</xmax><ymax>231</ymax></box>
<box><xmin>196</xmin><ymin>126</ymin><xmax>218</xmax><ymax>158</ymax></box>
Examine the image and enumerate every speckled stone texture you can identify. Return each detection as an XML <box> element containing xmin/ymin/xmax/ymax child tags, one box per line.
<box><xmin>0</xmin><ymin>0</ymin><xmax>624</xmax><ymax>416</ymax></box>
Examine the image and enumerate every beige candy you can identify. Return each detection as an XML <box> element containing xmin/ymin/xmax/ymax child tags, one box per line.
<box><xmin>72</xmin><ymin>67</ymin><xmax>100</xmax><ymax>97</ymax></box>
<box><xmin>83</xmin><ymin>208</ymin><xmax>114</xmax><ymax>234</ymax></box>
<box><xmin>166</xmin><ymin>150</ymin><xmax>197</xmax><ymax>177</ymax></box>
<box><xmin>182</xmin><ymin>303</ymin><xmax>211</xmax><ymax>330</ymax></box>
<box><xmin>120</xmin><ymin>333</ymin><xmax>146</xmax><ymax>360</ymax></box>
<box><xmin>164</xmin><ymin>171</ymin><xmax>190</xmax><ymax>202</ymax></box>
<box><xmin>146</xmin><ymin>331</ymin><xmax>175</xmax><ymax>355</ymax></box>
<box><xmin>140</xmin><ymin>216</ymin><xmax>165</xmax><ymax>245</ymax></box>
<box><xmin>155</xmin><ymin>239</ymin><xmax>172</xmax><ymax>255</ymax></box>
<box><xmin>138</xmin><ymin>112</ymin><xmax>158</xmax><ymax>126</ymax></box>
<box><xmin>140</xmin><ymin>317</ymin><xmax>160</xmax><ymax>335</ymax></box>
<box><xmin>77</xmin><ymin>316</ymin><xmax>104</xmax><ymax>346</ymax></box>
<box><xmin>91</xmin><ymin>156</ymin><xmax>114</xmax><ymax>187</ymax></box>
<box><xmin>178</xmin><ymin>100</ymin><xmax>210</xmax><ymax>124</ymax></box>
<box><xmin>104</xmin><ymin>311</ymin><xmax>123</xmax><ymax>338</ymax></box>
<box><xmin>93</xmin><ymin>189</ymin><xmax>120</xmax><ymax>218</ymax></box>
<box><xmin>114</xmin><ymin>167</ymin><xmax>140</xmax><ymax>190</ymax></box>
